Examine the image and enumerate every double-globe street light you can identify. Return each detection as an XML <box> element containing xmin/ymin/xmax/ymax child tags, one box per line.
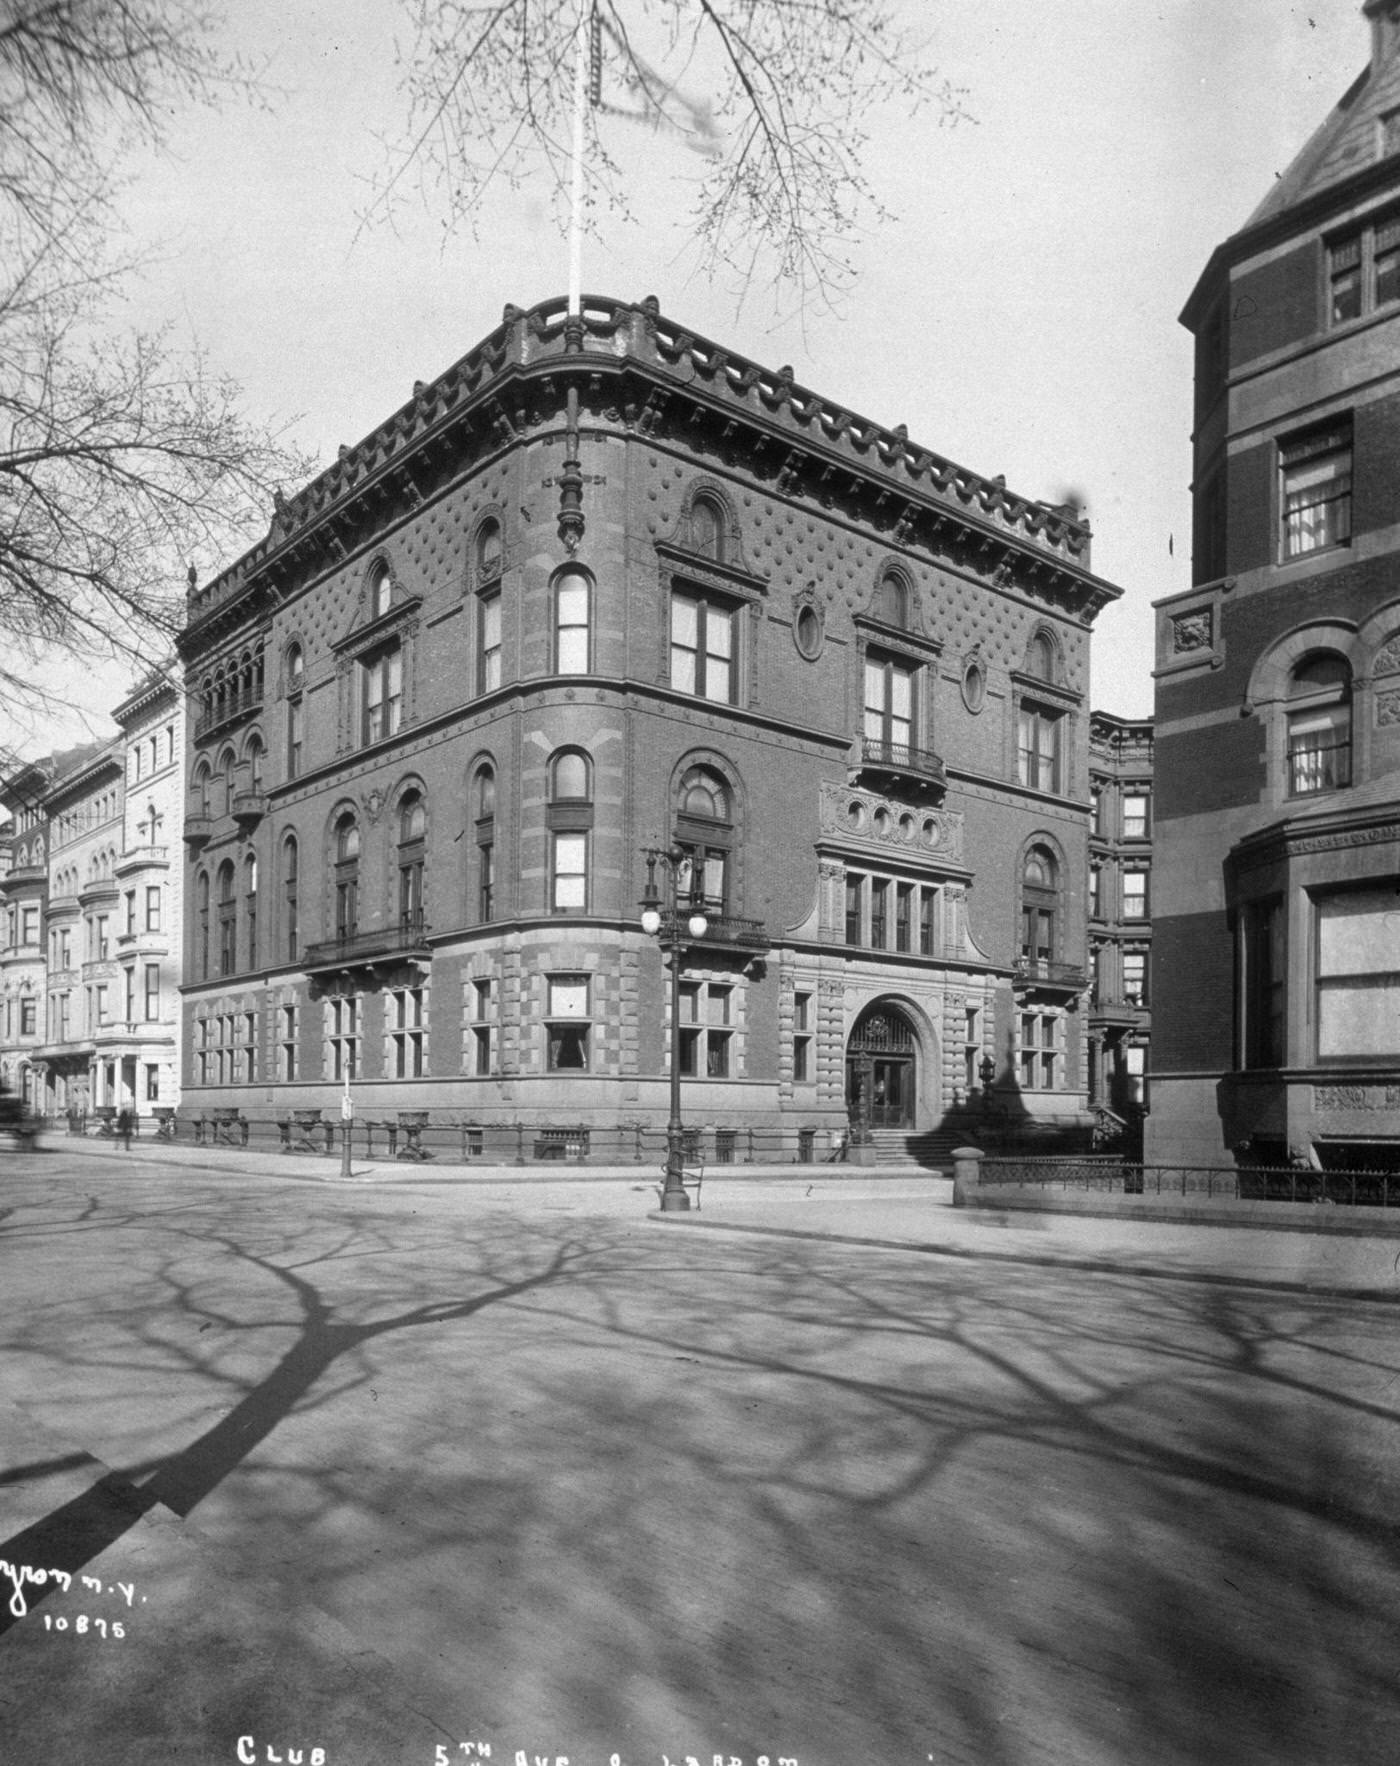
<box><xmin>640</xmin><ymin>846</ymin><xmax>709</xmax><ymax>1212</ymax></box>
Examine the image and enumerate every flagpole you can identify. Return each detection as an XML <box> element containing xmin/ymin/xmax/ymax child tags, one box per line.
<box><xmin>567</xmin><ymin>0</ymin><xmax>589</xmax><ymax>318</ymax></box>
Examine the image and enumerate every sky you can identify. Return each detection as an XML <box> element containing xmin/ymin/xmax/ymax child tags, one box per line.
<box><xmin>8</xmin><ymin>0</ymin><xmax>1375</xmax><ymax>752</ymax></box>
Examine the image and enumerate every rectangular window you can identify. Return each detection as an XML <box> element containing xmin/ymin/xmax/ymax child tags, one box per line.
<box><xmin>919</xmin><ymin>887</ymin><xmax>937</xmax><ymax>957</ymax></box>
<box><xmin>125</xmin><ymin>891</ymin><xmax>137</xmax><ymax>936</ymax></box>
<box><xmin>123</xmin><ymin>967</ymin><xmax>135</xmax><ymax>1024</ymax></box>
<box><xmin>362</xmin><ymin>645</ymin><xmax>403</xmax><ymax>744</ymax></box>
<box><xmin>1018</xmin><ymin>1010</ymin><xmax>1062</xmax><ymax>1090</ymax></box>
<box><xmin>478</xmin><ymin>839</ymin><xmax>495</xmax><ymax>921</ymax></box>
<box><xmin>964</xmin><ymin>1005</ymin><xmax>981</xmax><ymax>1093</ymax></box>
<box><xmin>145</xmin><ymin>1064</ymin><xmax>160</xmax><ymax>1102</ymax></box>
<box><xmin>471</xmin><ymin>978</ymin><xmax>494</xmax><ymax>1076</ymax></box>
<box><xmin>1121</xmin><ymin>794</ymin><xmax>1149</xmax><ymax>839</ymax></box>
<box><xmin>678</xmin><ymin>980</ymin><xmax>733</xmax><ymax>1078</ymax></box>
<box><xmin>1288</xmin><ymin>703</ymin><xmax>1351</xmax><ymax>795</ymax></box>
<box><xmin>327</xmin><ymin>994</ymin><xmax>359</xmax><ymax>1081</ymax></box>
<box><xmin>1123</xmin><ymin>950</ymin><xmax>1147</xmax><ymax>1006</ymax></box>
<box><xmin>145</xmin><ymin>886</ymin><xmax>161</xmax><ymax>932</ymax></box>
<box><xmin>143</xmin><ymin>963</ymin><xmax>160</xmax><ymax>1020</ymax></box>
<box><xmin>478</xmin><ymin>590</ymin><xmax>501</xmax><ymax>693</ymax></box>
<box><xmin>1122</xmin><ymin>872</ymin><xmax>1148</xmax><ymax>920</ymax></box>
<box><xmin>546</xmin><ymin>974</ymin><xmax>590</xmax><ymax>1070</ymax></box>
<box><xmin>58</xmin><ymin>993</ymin><xmax>70</xmax><ymax>1040</ymax></box>
<box><xmin>287</xmin><ymin>696</ymin><xmax>303</xmax><ymax>779</ymax></box>
<box><xmin>845</xmin><ymin>873</ymin><xmax>865</xmax><ymax>946</ymax></box>
<box><xmin>95</xmin><ymin>984</ymin><xmax>109</xmax><ymax>1026</ymax></box>
<box><xmin>1329</xmin><ymin>234</ymin><xmax>1362</xmax><ymax>324</ymax></box>
<box><xmin>390</xmin><ymin>986</ymin><xmax>426</xmax><ymax>1078</ymax></box>
<box><xmin>1281</xmin><ymin>423</ymin><xmax>1352</xmax><ymax>558</ymax></box>
<box><xmin>870</xmin><ymin>878</ymin><xmax>889</xmax><ymax>949</ymax></box>
<box><xmin>792</xmin><ymin>990</ymin><xmax>813</xmax><ymax>1084</ymax></box>
<box><xmin>895</xmin><ymin>883</ymin><xmax>913</xmax><ymax>953</ymax></box>
<box><xmin>21</xmin><ymin>905</ymin><xmax>37</xmax><ymax>946</ymax></box>
<box><xmin>552</xmin><ymin>831</ymin><xmax>588</xmax><ymax>911</ymax></box>
<box><xmin>19</xmin><ymin>998</ymin><xmax>35</xmax><ymax>1037</ymax></box>
<box><xmin>1089</xmin><ymin>866</ymin><xmax>1101</xmax><ymax>918</ymax></box>
<box><xmin>1018</xmin><ymin>705</ymin><xmax>1063</xmax><ymax>794</ymax></box>
<box><xmin>244</xmin><ymin>1011</ymin><xmax>258</xmax><ymax>1084</ymax></box>
<box><xmin>280</xmin><ymin>1005</ymin><xmax>298</xmax><ymax>1082</ymax></box>
<box><xmin>1315</xmin><ymin>888</ymin><xmax>1400</xmax><ymax>1060</ymax></box>
<box><xmin>864</xmin><ymin>655</ymin><xmax>915</xmax><ymax>757</ymax></box>
<box><xmin>1242</xmin><ymin>898</ymin><xmax>1285</xmax><ymax>1069</ymax></box>
<box><xmin>671</xmin><ymin>590</ymin><xmax>736</xmax><ymax>703</ymax></box>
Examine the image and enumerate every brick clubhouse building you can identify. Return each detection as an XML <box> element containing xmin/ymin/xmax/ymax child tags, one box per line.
<box><xmin>178</xmin><ymin>295</ymin><xmax>1120</xmax><ymax>1161</ymax></box>
<box><xmin>1151</xmin><ymin>1</ymin><xmax>1400</xmax><ymax>1170</ymax></box>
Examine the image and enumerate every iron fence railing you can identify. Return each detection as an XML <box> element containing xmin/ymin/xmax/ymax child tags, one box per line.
<box><xmin>28</xmin><ymin>1111</ymin><xmax>856</xmax><ymax>1167</ymax></box>
<box><xmin>974</xmin><ymin>1156</ymin><xmax>1400</xmax><ymax>1208</ymax></box>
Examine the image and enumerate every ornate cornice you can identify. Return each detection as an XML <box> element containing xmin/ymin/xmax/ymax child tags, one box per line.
<box><xmin>181</xmin><ymin>295</ymin><xmax>1122</xmax><ymax>651</ymax></box>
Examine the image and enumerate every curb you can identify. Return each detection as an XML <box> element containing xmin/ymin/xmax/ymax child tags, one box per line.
<box><xmin>646</xmin><ymin>1211</ymin><xmax>1400</xmax><ymax>1303</ymax></box>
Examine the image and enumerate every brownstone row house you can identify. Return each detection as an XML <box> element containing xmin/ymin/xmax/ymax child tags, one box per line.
<box><xmin>177</xmin><ymin>294</ymin><xmax>1122</xmax><ymax>1160</ymax></box>
<box><xmin>1088</xmin><ymin>712</ymin><xmax>1153</xmax><ymax>1126</ymax></box>
<box><xmin>1151</xmin><ymin>0</ymin><xmax>1400</xmax><ymax>1169</ymax></box>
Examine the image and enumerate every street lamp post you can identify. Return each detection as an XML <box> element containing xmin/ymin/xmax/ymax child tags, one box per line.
<box><xmin>640</xmin><ymin>847</ymin><xmax>708</xmax><ymax>1211</ymax></box>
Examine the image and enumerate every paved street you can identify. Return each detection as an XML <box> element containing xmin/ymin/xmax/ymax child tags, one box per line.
<box><xmin>2</xmin><ymin>1149</ymin><xmax>1399</xmax><ymax>1766</ymax></box>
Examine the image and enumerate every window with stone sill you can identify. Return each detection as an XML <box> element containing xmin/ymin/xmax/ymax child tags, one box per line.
<box><xmin>792</xmin><ymin>990</ymin><xmax>813</xmax><ymax>1083</ymax></box>
<box><xmin>671</xmin><ymin>589</ymin><xmax>738</xmax><ymax>704</ymax></box>
<box><xmin>546</xmin><ymin>974</ymin><xmax>590</xmax><ymax>1071</ymax></box>
<box><xmin>1017</xmin><ymin>1009</ymin><xmax>1063</xmax><ymax>1091</ymax></box>
<box><xmin>1280</xmin><ymin>422</ymin><xmax>1352</xmax><ymax>559</ymax></box>
<box><xmin>361</xmin><ymin>644</ymin><xmax>402</xmax><ymax>745</ymax></box>
<box><xmin>1328</xmin><ymin>216</ymin><xmax>1400</xmax><ymax>326</ymax></box>
<box><xmin>679</xmin><ymin>980</ymin><xmax>733</xmax><ymax>1079</ymax></box>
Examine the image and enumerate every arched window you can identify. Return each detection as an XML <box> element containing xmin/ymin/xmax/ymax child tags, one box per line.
<box><xmin>194</xmin><ymin>760</ymin><xmax>211</xmax><ymax>817</ymax></box>
<box><xmin>217</xmin><ymin>860</ymin><xmax>237</xmax><ymax>977</ymax></box>
<box><xmin>1028</xmin><ymin>631</ymin><xmax>1057</xmax><ymax>682</ymax></box>
<box><xmin>334</xmin><ymin>813</ymin><xmax>359</xmax><ymax>942</ymax></box>
<box><xmin>1287</xmin><ymin>653</ymin><xmax>1352</xmax><ymax>795</ymax></box>
<box><xmin>282</xmin><ymin>834</ymin><xmax>299</xmax><ymax>964</ymax></box>
<box><xmin>196</xmin><ymin>871</ymin><xmax>210</xmax><ymax>981</ymax></box>
<box><xmin>689</xmin><ymin>495</ymin><xmax>724</xmax><ymax>561</ymax></box>
<box><xmin>476</xmin><ymin>518</ymin><xmax>502</xmax><ymax>584</ymax></box>
<box><xmin>370</xmin><ymin>560</ymin><xmax>393</xmax><ymax>620</ymax></box>
<box><xmin>875</xmin><ymin>573</ymin><xmax>908</xmax><ymax>628</ymax></box>
<box><xmin>244</xmin><ymin>854</ymin><xmax>258</xmax><ymax>971</ymax></box>
<box><xmin>286</xmin><ymin>644</ymin><xmax>304</xmax><ymax>779</ymax></box>
<box><xmin>674</xmin><ymin>765</ymin><xmax>733</xmax><ymax>912</ymax></box>
<box><xmin>218</xmin><ymin>747</ymin><xmax>237</xmax><ymax>816</ymax></box>
<box><xmin>553</xmin><ymin>567</ymin><xmax>591</xmax><ymax>674</ymax></box>
<box><xmin>548</xmin><ymin>749</ymin><xmax>592</xmax><ymax>912</ymax></box>
<box><xmin>1020</xmin><ymin>845</ymin><xmax>1059</xmax><ymax>971</ymax></box>
<box><xmin>398</xmin><ymin>790</ymin><xmax>426</xmax><ymax>931</ymax></box>
<box><xmin>246</xmin><ymin>734</ymin><xmax>265</xmax><ymax>794</ymax></box>
<box><xmin>472</xmin><ymin>765</ymin><xmax>496</xmax><ymax>921</ymax></box>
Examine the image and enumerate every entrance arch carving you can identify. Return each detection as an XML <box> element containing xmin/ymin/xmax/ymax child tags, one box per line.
<box><xmin>846</xmin><ymin>999</ymin><xmax>932</xmax><ymax>1131</ymax></box>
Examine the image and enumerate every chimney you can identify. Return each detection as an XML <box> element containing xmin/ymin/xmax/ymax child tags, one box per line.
<box><xmin>1365</xmin><ymin>0</ymin><xmax>1400</xmax><ymax>70</ymax></box>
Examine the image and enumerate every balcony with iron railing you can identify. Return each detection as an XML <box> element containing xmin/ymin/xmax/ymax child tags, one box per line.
<box><xmin>1014</xmin><ymin>957</ymin><xmax>1088</xmax><ymax>991</ymax></box>
<box><xmin>681</xmin><ymin>911</ymin><xmax>770</xmax><ymax>953</ymax></box>
<box><xmin>855</xmin><ymin>736</ymin><xmax>947</xmax><ymax>797</ymax></box>
<box><xmin>302</xmin><ymin>916</ymin><xmax>433</xmax><ymax>974</ymax></box>
<box><xmin>194</xmin><ymin>682</ymin><xmax>264</xmax><ymax>742</ymax></box>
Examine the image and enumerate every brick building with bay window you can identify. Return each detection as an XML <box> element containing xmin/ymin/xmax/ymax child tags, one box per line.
<box><xmin>178</xmin><ymin>294</ymin><xmax>1120</xmax><ymax>1161</ymax></box>
<box><xmin>1151</xmin><ymin>1</ymin><xmax>1400</xmax><ymax>1169</ymax></box>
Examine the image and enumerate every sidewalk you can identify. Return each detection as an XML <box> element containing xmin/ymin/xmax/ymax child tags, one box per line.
<box><xmin>41</xmin><ymin>1130</ymin><xmax>1400</xmax><ymax>1301</ymax></box>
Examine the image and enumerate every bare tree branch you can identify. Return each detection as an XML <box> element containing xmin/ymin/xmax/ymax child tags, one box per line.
<box><xmin>0</xmin><ymin>2</ymin><xmax>312</xmax><ymax>723</ymax></box>
<box><xmin>370</xmin><ymin>0</ymin><xmax>970</xmax><ymax>314</ymax></box>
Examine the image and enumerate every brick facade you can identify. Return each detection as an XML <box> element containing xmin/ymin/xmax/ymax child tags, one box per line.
<box><xmin>177</xmin><ymin>296</ymin><xmax>1120</xmax><ymax>1159</ymax></box>
<box><xmin>1151</xmin><ymin>4</ymin><xmax>1400</xmax><ymax>1168</ymax></box>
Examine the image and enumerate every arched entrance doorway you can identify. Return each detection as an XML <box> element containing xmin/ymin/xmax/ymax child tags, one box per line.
<box><xmin>846</xmin><ymin>1002</ymin><xmax>918</xmax><ymax>1131</ymax></box>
